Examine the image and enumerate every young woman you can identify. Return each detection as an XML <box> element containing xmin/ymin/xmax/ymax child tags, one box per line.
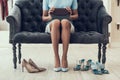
<box><xmin>42</xmin><ymin>0</ymin><xmax>78</xmax><ymax>72</ymax></box>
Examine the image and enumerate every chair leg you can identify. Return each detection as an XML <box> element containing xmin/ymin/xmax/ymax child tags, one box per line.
<box><xmin>18</xmin><ymin>43</ymin><xmax>21</xmax><ymax>64</ymax></box>
<box><xmin>13</xmin><ymin>43</ymin><xmax>17</xmax><ymax>69</ymax></box>
<box><xmin>102</xmin><ymin>43</ymin><xmax>107</xmax><ymax>64</ymax></box>
<box><xmin>98</xmin><ymin>43</ymin><xmax>102</xmax><ymax>63</ymax></box>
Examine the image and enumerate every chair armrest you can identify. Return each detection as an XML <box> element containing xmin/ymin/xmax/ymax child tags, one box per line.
<box><xmin>6</xmin><ymin>5</ymin><xmax>21</xmax><ymax>43</ymax></box>
<box><xmin>97</xmin><ymin>6</ymin><xmax>112</xmax><ymax>42</ymax></box>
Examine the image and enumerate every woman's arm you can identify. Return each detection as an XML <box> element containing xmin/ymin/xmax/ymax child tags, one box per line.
<box><xmin>42</xmin><ymin>8</ymin><xmax>55</xmax><ymax>22</ymax></box>
<box><xmin>42</xmin><ymin>10</ymin><xmax>51</xmax><ymax>21</ymax></box>
<box><xmin>70</xmin><ymin>9</ymin><xmax>78</xmax><ymax>20</ymax></box>
<box><xmin>66</xmin><ymin>7</ymin><xmax>78</xmax><ymax>20</ymax></box>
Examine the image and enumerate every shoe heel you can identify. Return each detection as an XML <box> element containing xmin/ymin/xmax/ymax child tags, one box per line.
<box><xmin>73</xmin><ymin>60</ymin><xmax>81</xmax><ymax>71</ymax></box>
<box><xmin>21</xmin><ymin>59</ymin><xmax>26</xmax><ymax>72</ymax></box>
<box><xmin>79</xmin><ymin>59</ymin><xmax>85</xmax><ymax>65</ymax></box>
<box><xmin>79</xmin><ymin>59</ymin><xmax>85</xmax><ymax>71</ymax></box>
<box><xmin>22</xmin><ymin>66</ymin><xmax>24</xmax><ymax>72</ymax></box>
<box><xmin>22</xmin><ymin>61</ymin><xmax>25</xmax><ymax>72</ymax></box>
<box><xmin>86</xmin><ymin>59</ymin><xmax>92</xmax><ymax>70</ymax></box>
<box><xmin>22</xmin><ymin>59</ymin><xmax>40</xmax><ymax>73</ymax></box>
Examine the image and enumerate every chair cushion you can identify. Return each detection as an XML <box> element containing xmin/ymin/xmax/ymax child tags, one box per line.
<box><xmin>13</xmin><ymin>31</ymin><xmax>104</xmax><ymax>43</ymax></box>
<box><xmin>13</xmin><ymin>32</ymin><xmax>51</xmax><ymax>43</ymax></box>
<box><xmin>70</xmin><ymin>31</ymin><xmax>104</xmax><ymax>43</ymax></box>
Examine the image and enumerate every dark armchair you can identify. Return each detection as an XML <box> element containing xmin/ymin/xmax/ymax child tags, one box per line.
<box><xmin>6</xmin><ymin>0</ymin><xmax>112</xmax><ymax>69</ymax></box>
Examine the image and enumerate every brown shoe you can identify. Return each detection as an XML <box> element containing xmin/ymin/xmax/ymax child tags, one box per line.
<box><xmin>29</xmin><ymin>58</ymin><xmax>46</xmax><ymax>72</ymax></box>
<box><xmin>22</xmin><ymin>59</ymin><xmax>40</xmax><ymax>73</ymax></box>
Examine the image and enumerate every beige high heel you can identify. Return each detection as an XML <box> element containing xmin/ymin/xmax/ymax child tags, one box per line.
<box><xmin>29</xmin><ymin>58</ymin><xmax>46</xmax><ymax>72</ymax></box>
<box><xmin>22</xmin><ymin>59</ymin><xmax>40</xmax><ymax>73</ymax></box>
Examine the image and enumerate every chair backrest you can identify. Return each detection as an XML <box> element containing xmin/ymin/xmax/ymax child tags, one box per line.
<box><xmin>15</xmin><ymin>0</ymin><xmax>103</xmax><ymax>32</ymax></box>
<box><xmin>74</xmin><ymin>0</ymin><xmax>103</xmax><ymax>32</ymax></box>
<box><xmin>15</xmin><ymin>0</ymin><xmax>45</xmax><ymax>32</ymax></box>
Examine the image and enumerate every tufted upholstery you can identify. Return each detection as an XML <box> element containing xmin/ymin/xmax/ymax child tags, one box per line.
<box><xmin>6</xmin><ymin>0</ymin><xmax>112</xmax><ymax>69</ymax></box>
<box><xmin>74</xmin><ymin>0</ymin><xmax>103</xmax><ymax>32</ymax></box>
<box><xmin>15</xmin><ymin>0</ymin><xmax>103</xmax><ymax>32</ymax></box>
<box><xmin>15</xmin><ymin>0</ymin><xmax>45</xmax><ymax>32</ymax></box>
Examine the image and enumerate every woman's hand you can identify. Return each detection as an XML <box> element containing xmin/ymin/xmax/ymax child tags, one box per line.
<box><xmin>48</xmin><ymin>7</ymin><xmax>55</xmax><ymax>21</ymax></box>
<box><xmin>66</xmin><ymin>7</ymin><xmax>72</xmax><ymax>15</ymax></box>
<box><xmin>48</xmin><ymin>7</ymin><xmax>55</xmax><ymax>14</ymax></box>
<box><xmin>42</xmin><ymin>7</ymin><xmax>55</xmax><ymax>21</ymax></box>
<box><xmin>66</xmin><ymin>7</ymin><xmax>78</xmax><ymax>20</ymax></box>
<box><xmin>66</xmin><ymin>7</ymin><xmax>74</xmax><ymax>20</ymax></box>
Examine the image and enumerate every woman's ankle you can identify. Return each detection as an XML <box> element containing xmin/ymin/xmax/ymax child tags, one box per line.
<box><xmin>62</xmin><ymin>56</ymin><xmax>68</xmax><ymax>68</ymax></box>
<box><xmin>54</xmin><ymin>57</ymin><xmax>60</xmax><ymax>68</ymax></box>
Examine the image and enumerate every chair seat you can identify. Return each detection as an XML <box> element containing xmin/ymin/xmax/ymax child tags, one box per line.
<box><xmin>70</xmin><ymin>31</ymin><xmax>104</xmax><ymax>43</ymax></box>
<box><xmin>13</xmin><ymin>31</ymin><xmax>104</xmax><ymax>44</ymax></box>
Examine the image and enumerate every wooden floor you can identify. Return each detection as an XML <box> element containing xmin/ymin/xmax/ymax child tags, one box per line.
<box><xmin>0</xmin><ymin>31</ymin><xmax>120</xmax><ymax>80</ymax></box>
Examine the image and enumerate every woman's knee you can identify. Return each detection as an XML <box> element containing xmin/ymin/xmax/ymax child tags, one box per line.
<box><xmin>52</xmin><ymin>19</ymin><xmax>61</xmax><ymax>26</ymax></box>
<box><xmin>50</xmin><ymin>19</ymin><xmax>61</xmax><ymax>30</ymax></box>
<box><xmin>61</xmin><ymin>19</ymin><xmax>71</xmax><ymax>29</ymax></box>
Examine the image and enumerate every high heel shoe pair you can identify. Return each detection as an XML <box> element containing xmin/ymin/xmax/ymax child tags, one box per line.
<box><xmin>22</xmin><ymin>59</ymin><xmax>46</xmax><ymax>73</ymax></box>
<box><xmin>73</xmin><ymin>59</ymin><xmax>92</xmax><ymax>71</ymax></box>
<box><xmin>54</xmin><ymin>63</ymin><xmax>69</xmax><ymax>72</ymax></box>
<box><xmin>53</xmin><ymin>67</ymin><xmax>69</xmax><ymax>72</ymax></box>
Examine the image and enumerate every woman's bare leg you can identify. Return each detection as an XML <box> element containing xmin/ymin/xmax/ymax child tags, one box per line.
<box><xmin>50</xmin><ymin>19</ymin><xmax>61</xmax><ymax>68</ymax></box>
<box><xmin>61</xmin><ymin>19</ymin><xmax>71</xmax><ymax>68</ymax></box>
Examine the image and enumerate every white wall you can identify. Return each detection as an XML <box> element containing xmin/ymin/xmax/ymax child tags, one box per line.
<box><xmin>103</xmin><ymin>0</ymin><xmax>111</xmax><ymax>13</ymax></box>
<box><xmin>103</xmin><ymin>0</ymin><xmax>109</xmax><ymax>10</ymax></box>
<box><xmin>0</xmin><ymin>0</ymin><xmax>13</xmax><ymax>30</ymax></box>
